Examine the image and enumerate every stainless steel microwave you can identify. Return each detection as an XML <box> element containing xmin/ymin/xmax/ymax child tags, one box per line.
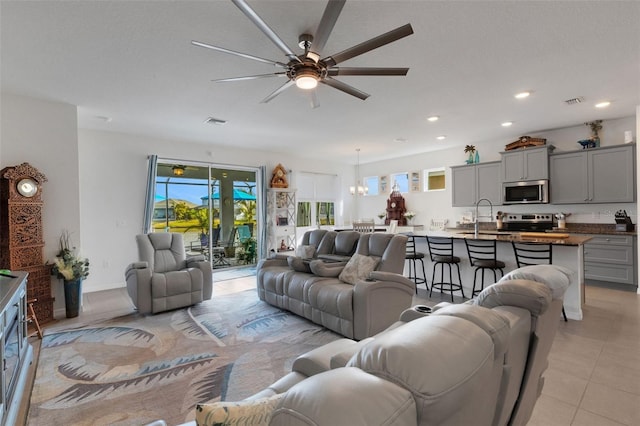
<box><xmin>502</xmin><ymin>180</ymin><xmax>549</xmax><ymax>204</ymax></box>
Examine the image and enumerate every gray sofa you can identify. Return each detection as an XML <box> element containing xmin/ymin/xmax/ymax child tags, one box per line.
<box><xmin>193</xmin><ymin>265</ymin><xmax>571</xmax><ymax>426</ymax></box>
<box><xmin>125</xmin><ymin>233</ymin><xmax>213</xmax><ymax>314</ymax></box>
<box><xmin>257</xmin><ymin>232</ymin><xmax>414</xmax><ymax>340</ymax></box>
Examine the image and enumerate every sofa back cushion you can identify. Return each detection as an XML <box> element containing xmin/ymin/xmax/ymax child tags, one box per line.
<box><xmin>348</xmin><ymin>313</ymin><xmax>499</xmax><ymax>426</ymax></box>
<box><xmin>334</xmin><ymin>231</ymin><xmax>360</xmax><ymax>256</ymax></box>
<box><xmin>355</xmin><ymin>233</ymin><xmax>407</xmax><ymax>274</ymax></box>
<box><xmin>137</xmin><ymin>233</ymin><xmax>187</xmax><ymax>273</ymax></box>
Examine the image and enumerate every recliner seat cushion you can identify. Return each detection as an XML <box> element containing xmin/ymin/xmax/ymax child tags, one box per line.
<box><xmin>151</xmin><ymin>268</ymin><xmax>203</xmax><ymax>312</ymax></box>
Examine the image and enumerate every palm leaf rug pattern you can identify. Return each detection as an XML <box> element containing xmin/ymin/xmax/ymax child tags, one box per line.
<box><xmin>28</xmin><ymin>290</ymin><xmax>340</xmax><ymax>426</ymax></box>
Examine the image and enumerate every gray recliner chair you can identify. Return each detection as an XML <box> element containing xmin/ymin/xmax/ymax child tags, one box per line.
<box><xmin>125</xmin><ymin>233</ymin><xmax>213</xmax><ymax>314</ymax></box>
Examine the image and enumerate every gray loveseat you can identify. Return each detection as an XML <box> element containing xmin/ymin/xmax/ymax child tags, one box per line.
<box><xmin>192</xmin><ymin>265</ymin><xmax>571</xmax><ymax>426</ymax></box>
<box><xmin>257</xmin><ymin>232</ymin><xmax>414</xmax><ymax>340</ymax></box>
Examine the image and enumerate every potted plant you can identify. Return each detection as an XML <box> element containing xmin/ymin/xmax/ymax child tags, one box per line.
<box><xmin>50</xmin><ymin>231</ymin><xmax>89</xmax><ymax>318</ymax></box>
<box><xmin>377</xmin><ymin>212</ymin><xmax>386</xmax><ymax>224</ymax></box>
<box><xmin>404</xmin><ymin>211</ymin><xmax>416</xmax><ymax>224</ymax></box>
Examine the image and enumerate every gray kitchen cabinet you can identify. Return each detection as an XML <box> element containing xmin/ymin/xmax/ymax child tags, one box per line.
<box><xmin>550</xmin><ymin>144</ymin><xmax>635</xmax><ymax>204</ymax></box>
<box><xmin>501</xmin><ymin>145</ymin><xmax>550</xmax><ymax>182</ymax></box>
<box><xmin>451</xmin><ymin>161</ymin><xmax>501</xmax><ymax>206</ymax></box>
<box><xmin>583</xmin><ymin>234</ymin><xmax>636</xmax><ymax>287</ymax></box>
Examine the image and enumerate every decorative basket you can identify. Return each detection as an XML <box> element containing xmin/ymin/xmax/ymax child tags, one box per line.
<box><xmin>505</xmin><ymin>136</ymin><xmax>547</xmax><ymax>151</ymax></box>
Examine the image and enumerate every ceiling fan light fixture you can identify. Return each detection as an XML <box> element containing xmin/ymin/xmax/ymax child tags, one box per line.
<box><xmin>172</xmin><ymin>165</ymin><xmax>186</xmax><ymax>176</ymax></box>
<box><xmin>295</xmin><ymin>69</ymin><xmax>319</xmax><ymax>89</ymax></box>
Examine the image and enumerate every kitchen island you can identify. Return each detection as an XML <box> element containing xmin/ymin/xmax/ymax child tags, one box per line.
<box><xmin>410</xmin><ymin>229</ymin><xmax>592</xmax><ymax>320</ymax></box>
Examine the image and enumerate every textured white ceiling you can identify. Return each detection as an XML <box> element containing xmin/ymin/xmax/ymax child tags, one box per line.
<box><xmin>2</xmin><ymin>0</ymin><xmax>639</xmax><ymax>164</ymax></box>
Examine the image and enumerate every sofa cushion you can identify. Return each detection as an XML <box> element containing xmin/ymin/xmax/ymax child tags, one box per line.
<box><xmin>338</xmin><ymin>253</ymin><xmax>379</xmax><ymax>285</ymax></box>
<box><xmin>498</xmin><ymin>264</ymin><xmax>572</xmax><ymax>298</ymax></box>
<box><xmin>196</xmin><ymin>393</ymin><xmax>283</xmax><ymax>426</ymax></box>
<box><xmin>295</xmin><ymin>244</ymin><xmax>316</xmax><ymax>259</ymax></box>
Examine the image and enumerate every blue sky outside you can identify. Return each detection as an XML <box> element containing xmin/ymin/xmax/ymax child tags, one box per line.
<box><xmin>155</xmin><ymin>178</ymin><xmax>256</xmax><ymax>206</ymax></box>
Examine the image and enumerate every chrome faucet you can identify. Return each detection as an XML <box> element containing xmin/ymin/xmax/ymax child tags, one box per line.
<box><xmin>474</xmin><ymin>198</ymin><xmax>494</xmax><ymax>237</ymax></box>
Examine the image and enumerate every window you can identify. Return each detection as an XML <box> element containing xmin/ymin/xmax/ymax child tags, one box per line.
<box><xmin>363</xmin><ymin>176</ymin><xmax>379</xmax><ymax>196</ymax></box>
<box><xmin>295</xmin><ymin>172</ymin><xmax>337</xmax><ymax>227</ymax></box>
<box><xmin>424</xmin><ymin>168</ymin><xmax>446</xmax><ymax>191</ymax></box>
<box><xmin>390</xmin><ymin>172</ymin><xmax>409</xmax><ymax>193</ymax></box>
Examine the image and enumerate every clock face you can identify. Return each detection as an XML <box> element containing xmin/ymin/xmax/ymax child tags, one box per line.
<box><xmin>17</xmin><ymin>178</ymin><xmax>38</xmax><ymax>198</ymax></box>
<box><xmin>391</xmin><ymin>202</ymin><xmax>397</xmax><ymax>208</ymax></box>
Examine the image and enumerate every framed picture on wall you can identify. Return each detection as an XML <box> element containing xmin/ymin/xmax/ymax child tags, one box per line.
<box><xmin>410</xmin><ymin>171</ymin><xmax>421</xmax><ymax>192</ymax></box>
<box><xmin>379</xmin><ymin>175</ymin><xmax>389</xmax><ymax>193</ymax></box>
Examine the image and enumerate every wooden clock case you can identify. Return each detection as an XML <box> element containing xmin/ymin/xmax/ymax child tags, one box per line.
<box><xmin>0</xmin><ymin>163</ymin><xmax>54</xmax><ymax>323</ymax></box>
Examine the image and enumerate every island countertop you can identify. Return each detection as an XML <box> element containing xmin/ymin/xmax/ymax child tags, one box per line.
<box><xmin>433</xmin><ymin>229</ymin><xmax>593</xmax><ymax>246</ymax></box>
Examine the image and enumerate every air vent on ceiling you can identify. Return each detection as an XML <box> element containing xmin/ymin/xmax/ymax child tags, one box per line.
<box><xmin>204</xmin><ymin>117</ymin><xmax>227</xmax><ymax>125</ymax></box>
<box><xmin>564</xmin><ymin>97</ymin><xmax>585</xmax><ymax>105</ymax></box>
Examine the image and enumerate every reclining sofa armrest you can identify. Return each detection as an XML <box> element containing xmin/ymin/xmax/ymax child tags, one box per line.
<box><xmin>186</xmin><ymin>254</ymin><xmax>206</xmax><ymax>263</ymax></box>
<box><xmin>186</xmin><ymin>258</ymin><xmax>213</xmax><ymax>301</ymax></box>
<box><xmin>124</xmin><ymin>263</ymin><xmax>153</xmax><ymax>314</ymax></box>
<box><xmin>257</xmin><ymin>257</ymin><xmax>289</xmax><ymax>269</ymax></box>
<box><xmin>352</xmin><ymin>272</ymin><xmax>415</xmax><ymax>340</ymax></box>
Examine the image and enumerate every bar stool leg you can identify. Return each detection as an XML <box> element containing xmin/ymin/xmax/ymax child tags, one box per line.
<box><xmin>27</xmin><ymin>298</ymin><xmax>43</xmax><ymax>339</ymax></box>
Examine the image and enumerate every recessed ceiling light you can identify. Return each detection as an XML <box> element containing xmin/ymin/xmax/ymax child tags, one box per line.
<box><xmin>514</xmin><ymin>91</ymin><xmax>531</xmax><ymax>99</ymax></box>
<box><xmin>436</xmin><ymin>135</ymin><xmax>446</xmax><ymax>140</ymax></box>
<box><xmin>427</xmin><ymin>115</ymin><xmax>439</xmax><ymax>122</ymax></box>
<box><xmin>595</xmin><ymin>101</ymin><xmax>611</xmax><ymax>108</ymax></box>
<box><xmin>501</xmin><ymin>121</ymin><xmax>513</xmax><ymax>127</ymax></box>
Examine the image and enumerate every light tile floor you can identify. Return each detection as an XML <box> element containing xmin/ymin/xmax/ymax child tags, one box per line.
<box><xmin>36</xmin><ymin>275</ymin><xmax>640</xmax><ymax>425</ymax></box>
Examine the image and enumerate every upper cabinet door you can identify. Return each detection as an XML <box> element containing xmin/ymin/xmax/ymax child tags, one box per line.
<box><xmin>589</xmin><ymin>145</ymin><xmax>635</xmax><ymax>203</ymax></box>
<box><xmin>501</xmin><ymin>146</ymin><xmax>550</xmax><ymax>182</ymax></box>
<box><xmin>451</xmin><ymin>164</ymin><xmax>476</xmax><ymax>207</ymax></box>
<box><xmin>550</xmin><ymin>144</ymin><xmax>636</xmax><ymax>204</ymax></box>
<box><xmin>550</xmin><ymin>151</ymin><xmax>589</xmax><ymax>203</ymax></box>
<box><xmin>476</xmin><ymin>162</ymin><xmax>502</xmax><ymax>205</ymax></box>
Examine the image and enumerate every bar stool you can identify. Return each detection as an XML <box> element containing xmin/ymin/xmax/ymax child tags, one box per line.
<box><xmin>405</xmin><ymin>234</ymin><xmax>427</xmax><ymax>292</ymax></box>
<box><xmin>464</xmin><ymin>239</ymin><xmax>505</xmax><ymax>297</ymax></box>
<box><xmin>426</xmin><ymin>236</ymin><xmax>464</xmax><ymax>301</ymax></box>
<box><xmin>512</xmin><ymin>242</ymin><xmax>568</xmax><ymax>322</ymax></box>
<box><xmin>26</xmin><ymin>298</ymin><xmax>43</xmax><ymax>339</ymax></box>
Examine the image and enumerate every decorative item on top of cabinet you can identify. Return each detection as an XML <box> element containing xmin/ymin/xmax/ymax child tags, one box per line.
<box><xmin>505</xmin><ymin>136</ymin><xmax>547</xmax><ymax>151</ymax></box>
<box><xmin>584</xmin><ymin>120</ymin><xmax>603</xmax><ymax>148</ymax></box>
<box><xmin>464</xmin><ymin>145</ymin><xmax>476</xmax><ymax>164</ymax></box>
<box><xmin>270</xmin><ymin>163</ymin><xmax>289</xmax><ymax>188</ymax></box>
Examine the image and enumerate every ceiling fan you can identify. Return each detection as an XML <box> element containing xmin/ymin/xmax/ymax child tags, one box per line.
<box><xmin>192</xmin><ymin>0</ymin><xmax>413</xmax><ymax>107</ymax></box>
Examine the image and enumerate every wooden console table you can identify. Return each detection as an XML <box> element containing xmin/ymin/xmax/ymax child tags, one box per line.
<box><xmin>0</xmin><ymin>271</ymin><xmax>33</xmax><ymax>425</ymax></box>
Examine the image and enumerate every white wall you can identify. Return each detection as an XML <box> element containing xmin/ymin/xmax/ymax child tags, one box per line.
<box><xmin>0</xmin><ymin>93</ymin><xmax>81</xmax><ymax>310</ymax></box>
<box><xmin>357</xmin><ymin>116</ymin><xmax>637</xmax><ymax>228</ymax></box>
<box><xmin>77</xmin><ymin>129</ymin><xmax>353</xmax><ymax>292</ymax></box>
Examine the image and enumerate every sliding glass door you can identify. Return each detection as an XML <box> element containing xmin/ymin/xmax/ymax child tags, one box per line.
<box><xmin>146</xmin><ymin>159</ymin><xmax>261</xmax><ymax>270</ymax></box>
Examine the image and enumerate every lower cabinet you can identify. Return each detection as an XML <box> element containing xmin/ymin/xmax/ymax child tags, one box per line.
<box><xmin>584</xmin><ymin>234</ymin><xmax>637</xmax><ymax>286</ymax></box>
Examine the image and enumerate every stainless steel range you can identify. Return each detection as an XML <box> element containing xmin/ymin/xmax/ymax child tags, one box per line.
<box><xmin>500</xmin><ymin>213</ymin><xmax>554</xmax><ymax>232</ymax></box>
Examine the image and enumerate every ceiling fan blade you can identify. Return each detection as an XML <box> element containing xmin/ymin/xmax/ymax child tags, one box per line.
<box><xmin>232</xmin><ymin>0</ymin><xmax>301</xmax><ymax>63</ymax></box>
<box><xmin>323</xmin><ymin>23</ymin><xmax>414</xmax><ymax>67</ymax></box>
<box><xmin>191</xmin><ymin>40</ymin><xmax>287</xmax><ymax>68</ymax></box>
<box><xmin>260</xmin><ymin>80</ymin><xmax>296</xmax><ymax>103</ymax></box>
<box><xmin>311</xmin><ymin>0</ymin><xmax>346</xmax><ymax>55</ymax></box>
<box><xmin>213</xmin><ymin>73</ymin><xmax>287</xmax><ymax>82</ymax></box>
<box><xmin>309</xmin><ymin>90</ymin><xmax>320</xmax><ymax>109</ymax></box>
<box><xmin>321</xmin><ymin>77</ymin><xmax>369</xmax><ymax>100</ymax></box>
<box><xmin>328</xmin><ymin>67</ymin><xmax>409</xmax><ymax>76</ymax></box>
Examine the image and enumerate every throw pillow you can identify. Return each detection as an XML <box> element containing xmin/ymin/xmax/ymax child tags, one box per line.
<box><xmin>338</xmin><ymin>253</ymin><xmax>379</xmax><ymax>285</ymax></box>
<box><xmin>295</xmin><ymin>244</ymin><xmax>316</xmax><ymax>259</ymax></box>
<box><xmin>498</xmin><ymin>264</ymin><xmax>572</xmax><ymax>298</ymax></box>
<box><xmin>287</xmin><ymin>256</ymin><xmax>311</xmax><ymax>273</ymax></box>
<box><xmin>195</xmin><ymin>394</ymin><xmax>284</xmax><ymax>426</ymax></box>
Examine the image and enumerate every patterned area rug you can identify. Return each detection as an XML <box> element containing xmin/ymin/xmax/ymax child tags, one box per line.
<box><xmin>28</xmin><ymin>290</ymin><xmax>340</xmax><ymax>425</ymax></box>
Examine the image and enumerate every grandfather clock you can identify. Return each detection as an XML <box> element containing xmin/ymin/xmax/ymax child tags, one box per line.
<box><xmin>0</xmin><ymin>163</ymin><xmax>54</xmax><ymax>323</ymax></box>
<box><xmin>385</xmin><ymin>183</ymin><xmax>407</xmax><ymax>226</ymax></box>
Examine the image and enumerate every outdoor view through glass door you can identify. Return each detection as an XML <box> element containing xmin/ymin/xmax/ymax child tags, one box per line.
<box><xmin>152</xmin><ymin>161</ymin><xmax>259</xmax><ymax>270</ymax></box>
